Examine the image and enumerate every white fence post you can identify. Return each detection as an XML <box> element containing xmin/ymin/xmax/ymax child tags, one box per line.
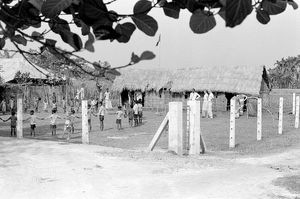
<box><xmin>168</xmin><ymin>102</ymin><xmax>183</xmax><ymax>155</ymax></box>
<box><xmin>229</xmin><ymin>98</ymin><xmax>235</xmax><ymax>148</ymax></box>
<box><xmin>257</xmin><ymin>98</ymin><xmax>262</xmax><ymax>141</ymax></box>
<box><xmin>292</xmin><ymin>93</ymin><xmax>296</xmax><ymax>115</ymax></box>
<box><xmin>17</xmin><ymin>96</ymin><xmax>23</xmax><ymax>138</ymax></box>
<box><xmin>187</xmin><ymin>100</ymin><xmax>201</xmax><ymax>155</ymax></box>
<box><xmin>82</xmin><ymin>100</ymin><xmax>89</xmax><ymax>144</ymax></box>
<box><xmin>278</xmin><ymin>97</ymin><xmax>283</xmax><ymax>135</ymax></box>
<box><xmin>295</xmin><ymin>96</ymin><xmax>299</xmax><ymax>129</ymax></box>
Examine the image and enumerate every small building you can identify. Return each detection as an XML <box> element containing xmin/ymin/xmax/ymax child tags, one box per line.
<box><xmin>112</xmin><ymin>65</ymin><xmax>271</xmax><ymax>111</ymax></box>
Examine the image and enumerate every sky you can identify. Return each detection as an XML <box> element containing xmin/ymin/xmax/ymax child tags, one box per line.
<box><xmin>10</xmin><ymin>1</ymin><xmax>300</xmax><ymax>70</ymax></box>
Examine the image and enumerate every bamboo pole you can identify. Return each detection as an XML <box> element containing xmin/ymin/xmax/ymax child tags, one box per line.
<box><xmin>278</xmin><ymin>97</ymin><xmax>283</xmax><ymax>135</ymax></box>
<box><xmin>229</xmin><ymin>98</ymin><xmax>235</xmax><ymax>148</ymax></box>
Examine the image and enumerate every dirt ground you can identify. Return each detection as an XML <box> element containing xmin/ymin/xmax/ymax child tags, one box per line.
<box><xmin>0</xmin><ymin>108</ymin><xmax>300</xmax><ymax>198</ymax></box>
<box><xmin>0</xmin><ymin>108</ymin><xmax>299</xmax><ymax>155</ymax></box>
<box><xmin>0</xmin><ymin>137</ymin><xmax>299</xmax><ymax>199</ymax></box>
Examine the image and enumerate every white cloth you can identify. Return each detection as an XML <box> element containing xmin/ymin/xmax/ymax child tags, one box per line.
<box><xmin>49</xmin><ymin>114</ymin><xmax>58</xmax><ymax>125</ymax></box>
<box><xmin>97</xmin><ymin>106</ymin><xmax>106</xmax><ymax>116</ymax></box>
<box><xmin>202</xmin><ymin>93</ymin><xmax>209</xmax><ymax>116</ymax></box>
<box><xmin>133</xmin><ymin>104</ymin><xmax>139</xmax><ymax>114</ymax></box>
<box><xmin>207</xmin><ymin>93</ymin><xmax>214</xmax><ymax>118</ymax></box>
<box><xmin>30</xmin><ymin>115</ymin><xmax>37</xmax><ymax>125</ymax></box>
<box><xmin>189</xmin><ymin>92</ymin><xmax>200</xmax><ymax>100</ymax></box>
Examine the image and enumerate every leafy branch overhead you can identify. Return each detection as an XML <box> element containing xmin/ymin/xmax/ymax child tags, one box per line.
<box><xmin>0</xmin><ymin>0</ymin><xmax>297</xmax><ymax>76</ymax></box>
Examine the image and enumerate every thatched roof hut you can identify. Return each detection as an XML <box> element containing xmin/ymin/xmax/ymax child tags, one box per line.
<box><xmin>112</xmin><ymin>68</ymin><xmax>172</xmax><ymax>92</ymax></box>
<box><xmin>112</xmin><ymin>65</ymin><xmax>270</xmax><ymax>96</ymax></box>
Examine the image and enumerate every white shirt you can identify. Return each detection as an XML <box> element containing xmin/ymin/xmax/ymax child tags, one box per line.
<box><xmin>133</xmin><ymin>104</ymin><xmax>139</xmax><ymax>114</ymax></box>
<box><xmin>203</xmin><ymin>93</ymin><xmax>208</xmax><ymax>102</ymax></box>
<box><xmin>48</xmin><ymin>114</ymin><xmax>59</xmax><ymax>125</ymax></box>
<box><xmin>97</xmin><ymin>106</ymin><xmax>106</xmax><ymax>116</ymax></box>
<box><xmin>208</xmin><ymin>93</ymin><xmax>214</xmax><ymax>102</ymax></box>
<box><xmin>189</xmin><ymin>92</ymin><xmax>200</xmax><ymax>100</ymax></box>
<box><xmin>104</xmin><ymin>91</ymin><xmax>110</xmax><ymax>100</ymax></box>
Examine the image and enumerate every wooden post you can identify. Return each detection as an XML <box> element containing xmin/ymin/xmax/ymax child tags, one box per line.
<box><xmin>257</xmin><ymin>98</ymin><xmax>262</xmax><ymax>141</ymax></box>
<box><xmin>187</xmin><ymin>100</ymin><xmax>201</xmax><ymax>155</ymax></box>
<box><xmin>168</xmin><ymin>102</ymin><xmax>183</xmax><ymax>155</ymax></box>
<box><xmin>17</xmin><ymin>95</ymin><xmax>23</xmax><ymax>138</ymax></box>
<box><xmin>278</xmin><ymin>97</ymin><xmax>283</xmax><ymax>135</ymax></box>
<box><xmin>148</xmin><ymin>113</ymin><xmax>169</xmax><ymax>151</ymax></box>
<box><xmin>229</xmin><ymin>98</ymin><xmax>235</xmax><ymax>148</ymax></box>
<box><xmin>295</xmin><ymin>96</ymin><xmax>299</xmax><ymax>129</ymax></box>
<box><xmin>186</xmin><ymin>105</ymin><xmax>190</xmax><ymax>152</ymax></box>
<box><xmin>292</xmin><ymin>93</ymin><xmax>296</xmax><ymax>115</ymax></box>
<box><xmin>82</xmin><ymin>100</ymin><xmax>89</xmax><ymax>144</ymax></box>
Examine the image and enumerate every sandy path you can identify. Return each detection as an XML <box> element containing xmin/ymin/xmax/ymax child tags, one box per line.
<box><xmin>0</xmin><ymin>137</ymin><xmax>299</xmax><ymax>199</ymax></box>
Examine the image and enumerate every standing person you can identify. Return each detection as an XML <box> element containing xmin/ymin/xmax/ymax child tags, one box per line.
<box><xmin>9</xmin><ymin>97</ymin><xmax>14</xmax><ymax>112</ymax></box>
<box><xmin>116</xmin><ymin>106</ymin><xmax>124</xmax><ymax>130</ymax></box>
<box><xmin>104</xmin><ymin>88</ymin><xmax>113</xmax><ymax>109</ymax></box>
<box><xmin>133</xmin><ymin>102</ymin><xmax>139</xmax><ymax>126</ymax></box>
<box><xmin>202</xmin><ymin>90</ymin><xmax>209</xmax><ymax>118</ymax></box>
<box><xmin>0</xmin><ymin>99</ymin><xmax>6</xmax><ymax>115</ymax></box>
<box><xmin>189</xmin><ymin>89</ymin><xmax>200</xmax><ymax>101</ymax></box>
<box><xmin>52</xmin><ymin>100</ymin><xmax>57</xmax><ymax>112</ymax></box>
<box><xmin>87</xmin><ymin>104</ymin><xmax>92</xmax><ymax>132</ymax></box>
<box><xmin>0</xmin><ymin>111</ymin><xmax>17</xmax><ymax>136</ymax></box>
<box><xmin>62</xmin><ymin>97</ymin><xmax>67</xmax><ymax>113</ymax></box>
<box><xmin>127</xmin><ymin>105</ymin><xmax>134</xmax><ymax>127</ymax></box>
<box><xmin>137</xmin><ymin>100</ymin><xmax>143</xmax><ymax>124</ymax></box>
<box><xmin>95</xmin><ymin>101</ymin><xmax>105</xmax><ymax>131</ymax></box>
<box><xmin>44</xmin><ymin>109</ymin><xmax>62</xmax><ymax>136</ymax></box>
<box><xmin>24</xmin><ymin>97</ymin><xmax>28</xmax><ymax>113</ymax></box>
<box><xmin>207</xmin><ymin>90</ymin><xmax>214</xmax><ymax>119</ymax></box>
<box><xmin>43</xmin><ymin>97</ymin><xmax>48</xmax><ymax>112</ymax></box>
<box><xmin>91</xmin><ymin>97</ymin><xmax>97</xmax><ymax>112</ymax></box>
<box><xmin>23</xmin><ymin>110</ymin><xmax>42</xmax><ymax>137</ymax></box>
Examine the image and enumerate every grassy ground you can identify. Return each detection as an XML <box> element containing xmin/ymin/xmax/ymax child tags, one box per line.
<box><xmin>0</xmin><ymin>107</ymin><xmax>299</xmax><ymax>155</ymax></box>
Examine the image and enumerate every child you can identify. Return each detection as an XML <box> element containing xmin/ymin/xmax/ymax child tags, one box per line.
<box><xmin>62</xmin><ymin>97</ymin><xmax>67</xmax><ymax>113</ymax></box>
<box><xmin>24</xmin><ymin>110</ymin><xmax>42</xmax><ymax>137</ymax></box>
<box><xmin>87</xmin><ymin>104</ymin><xmax>92</xmax><ymax>132</ymax></box>
<box><xmin>1</xmin><ymin>111</ymin><xmax>17</xmax><ymax>136</ymax></box>
<box><xmin>137</xmin><ymin>100</ymin><xmax>143</xmax><ymax>125</ymax></box>
<box><xmin>116</xmin><ymin>106</ymin><xmax>124</xmax><ymax>130</ymax></box>
<box><xmin>52</xmin><ymin>100</ymin><xmax>57</xmax><ymax>112</ymax></box>
<box><xmin>0</xmin><ymin>99</ymin><xmax>6</xmax><ymax>115</ymax></box>
<box><xmin>91</xmin><ymin>98</ymin><xmax>97</xmax><ymax>113</ymax></box>
<box><xmin>133</xmin><ymin>102</ymin><xmax>139</xmax><ymax>126</ymax></box>
<box><xmin>43</xmin><ymin>97</ymin><xmax>48</xmax><ymax>112</ymax></box>
<box><xmin>95</xmin><ymin>101</ymin><xmax>105</xmax><ymax>131</ymax></box>
<box><xmin>44</xmin><ymin>109</ymin><xmax>62</xmax><ymax>136</ymax></box>
<box><xmin>62</xmin><ymin>109</ymin><xmax>80</xmax><ymax>141</ymax></box>
<box><xmin>127</xmin><ymin>104</ymin><xmax>134</xmax><ymax>127</ymax></box>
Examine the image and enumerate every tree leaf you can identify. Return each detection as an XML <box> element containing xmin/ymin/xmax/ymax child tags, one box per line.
<box><xmin>186</xmin><ymin>0</ymin><xmax>205</xmax><ymax>13</ymax></box>
<box><xmin>262</xmin><ymin>0</ymin><xmax>287</xmax><ymax>15</ymax></box>
<box><xmin>81</xmin><ymin>20</ymin><xmax>90</xmax><ymax>36</ymax></box>
<box><xmin>133</xmin><ymin>0</ymin><xmax>152</xmax><ymax>14</ymax></box>
<box><xmin>131</xmin><ymin>52</ymin><xmax>140</xmax><ymax>64</ymax></box>
<box><xmin>45</xmin><ymin>39</ymin><xmax>57</xmax><ymax>47</ymax></box>
<box><xmin>84</xmin><ymin>33</ymin><xmax>95</xmax><ymax>52</ymax></box>
<box><xmin>0</xmin><ymin>38</ymin><xmax>5</xmax><ymax>50</ymax></box>
<box><xmin>189</xmin><ymin>10</ymin><xmax>216</xmax><ymax>34</ymax></box>
<box><xmin>140</xmin><ymin>51</ymin><xmax>155</xmax><ymax>60</ymax></box>
<box><xmin>287</xmin><ymin>0</ymin><xmax>298</xmax><ymax>9</ymax></box>
<box><xmin>79</xmin><ymin>0</ymin><xmax>108</xmax><ymax>26</ymax></box>
<box><xmin>12</xmin><ymin>35</ymin><xmax>27</xmax><ymax>46</ymax></box>
<box><xmin>41</xmin><ymin>0</ymin><xmax>73</xmax><ymax>18</ymax></box>
<box><xmin>163</xmin><ymin>2</ymin><xmax>180</xmax><ymax>19</ymax></box>
<box><xmin>256</xmin><ymin>9</ymin><xmax>270</xmax><ymax>24</ymax></box>
<box><xmin>225</xmin><ymin>0</ymin><xmax>253</xmax><ymax>27</ymax></box>
<box><xmin>115</xmin><ymin>22</ymin><xmax>136</xmax><ymax>43</ymax></box>
<box><xmin>131</xmin><ymin>14</ymin><xmax>158</xmax><ymax>36</ymax></box>
<box><xmin>28</xmin><ymin>0</ymin><xmax>43</xmax><ymax>11</ymax></box>
<box><xmin>59</xmin><ymin>30</ymin><xmax>82</xmax><ymax>51</ymax></box>
<box><xmin>49</xmin><ymin>17</ymin><xmax>70</xmax><ymax>34</ymax></box>
<box><xmin>31</xmin><ymin>31</ymin><xmax>44</xmax><ymax>40</ymax></box>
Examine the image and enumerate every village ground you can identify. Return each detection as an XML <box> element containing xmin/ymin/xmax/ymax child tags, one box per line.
<box><xmin>0</xmin><ymin>108</ymin><xmax>300</xmax><ymax>198</ymax></box>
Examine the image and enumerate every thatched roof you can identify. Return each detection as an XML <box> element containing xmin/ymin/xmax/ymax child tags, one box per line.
<box><xmin>112</xmin><ymin>65</ymin><xmax>269</xmax><ymax>96</ymax></box>
<box><xmin>0</xmin><ymin>58</ymin><xmax>48</xmax><ymax>83</ymax></box>
<box><xmin>112</xmin><ymin>68</ymin><xmax>172</xmax><ymax>92</ymax></box>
